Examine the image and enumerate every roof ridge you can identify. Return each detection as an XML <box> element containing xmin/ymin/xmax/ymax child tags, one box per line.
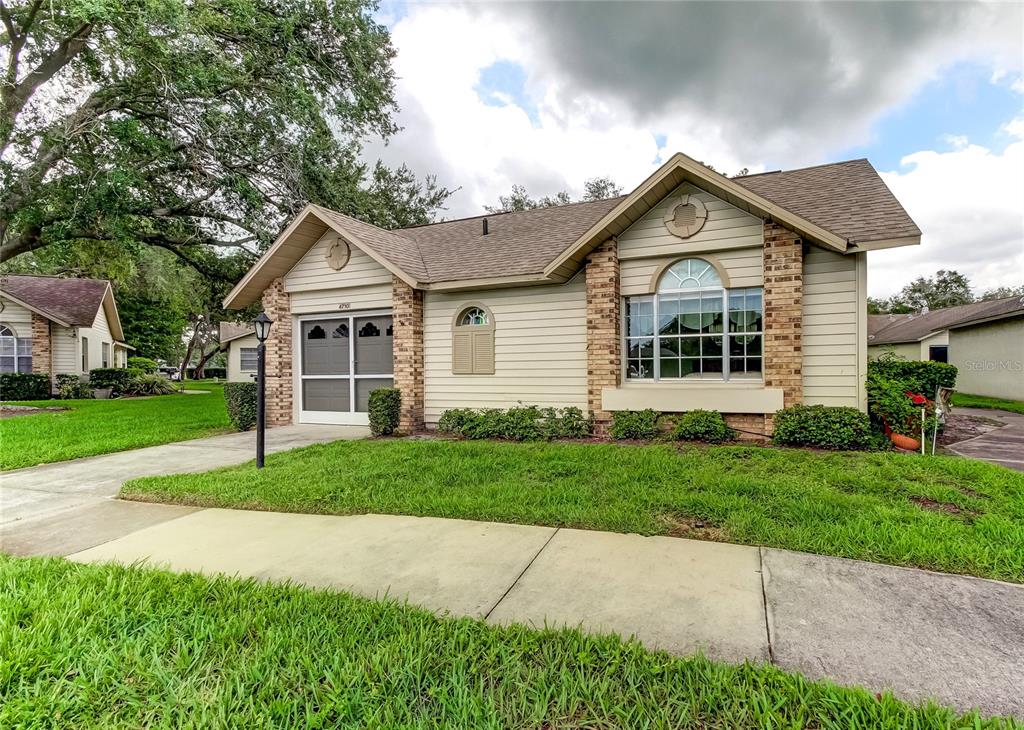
<box><xmin>735</xmin><ymin>158</ymin><xmax>870</xmax><ymax>180</ymax></box>
<box><xmin>400</xmin><ymin>194</ymin><xmax>629</xmax><ymax>230</ymax></box>
<box><xmin>1</xmin><ymin>272</ymin><xmax>111</xmax><ymax>285</ymax></box>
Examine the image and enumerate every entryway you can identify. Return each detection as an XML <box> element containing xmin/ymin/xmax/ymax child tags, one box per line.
<box><xmin>298</xmin><ymin>312</ymin><xmax>393</xmax><ymax>425</ymax></box>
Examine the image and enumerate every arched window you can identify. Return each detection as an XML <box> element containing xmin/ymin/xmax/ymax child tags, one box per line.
<box><xmin>452</xmin><ymin>305</ymin><xmax>495</xmax><ymax>375</ymax></box>
<box><xmin>0</xmin><ymin>322</ymin><xmax>32</xmax><ymax>374</ymax></box>
<box><xmin>625</xmin><ymin>257</ymin><xmax>762</xmax><ymax>381</ymax></box>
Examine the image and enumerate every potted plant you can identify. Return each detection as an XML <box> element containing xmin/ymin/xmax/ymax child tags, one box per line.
<box><xmin>867</xmin><ymin>374</ymin><xmax>933</xmax><ymax>451</ymax></box>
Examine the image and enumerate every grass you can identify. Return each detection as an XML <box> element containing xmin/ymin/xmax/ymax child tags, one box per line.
<box><xmin>952</xmin><ymin>392</ymin><xmax>1024</xmax><ymax>415</ymax></box>
<box><xmin>0</xmin><ymin>384</ymin><xmax>230</xmax><ymax>470</ymax></box>
<box><xmin>2</xmin><ymin>556</ymin><xmax>1015</xmax><ymax>728</ymax></box>
<box><xmin>124</xmin><ymin>439</ymin><xmax>1024</xmax><ymax>583</ymax></box>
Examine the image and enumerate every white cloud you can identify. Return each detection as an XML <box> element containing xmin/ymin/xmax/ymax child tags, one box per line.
<box><xmin>871</xmin><ymin>122</ymin><xmax>1024</xmax><ymax>297</ymax></box>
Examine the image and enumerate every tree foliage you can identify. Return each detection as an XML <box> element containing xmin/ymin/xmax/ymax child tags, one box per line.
<box><xmin>0</xmin><ymin>0</ymin><xmax>451</xmax><ymax>276</ymax></box>
<box><xmin>485</xmin><ymin>176</ymin><xmax>623</xmax><ymax>214</ymax></box>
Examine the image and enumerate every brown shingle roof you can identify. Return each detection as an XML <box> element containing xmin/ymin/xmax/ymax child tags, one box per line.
<box><xmin>0</xmin><ymin>274</ymin><xmax>109</xmax><ymax>326</ymax></box>
<box><xmin>733</xmin><ymin>159</ymin><xmax>921</xmax><ymax>245</ymax></box>
<box><xmin>219</xmin><ymin>322</ymin><xmax>254</xmax><ymax>343</ymax></box>
<box><xmin>868</xmin><ymin>297</ymin><xmax>1024</xmax><ymax>345</ymax></box>
<box><xmin>399</xmin><ymin>197</ymin><xmax>624</xmax><ymax>283</ymax></box>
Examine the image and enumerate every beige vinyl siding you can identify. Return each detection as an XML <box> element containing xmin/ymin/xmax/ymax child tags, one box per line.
<box><xmin>284</xmin><ymin>231</ymin><xmax>393</xmax><ymax>293</ymax></box>
<box><xmin>52</xmin><ymin>325</ymin><xmax>78</xmax><ymax>374</ymax></box>
<box><xmin>949</xmin><ymin>319</ymin><xmax>1024</xmax><ymax>400</ymax></box>
<box><xmin>869</xmin><ymin>342</ymin><xmax>921</xmax><ymax>361</ymax></box>
<box><xmin>0</xmin><ymin>298</ymin><xmax>33</xmax><ymax>336</ymax></box>
<box><xmin>73</xmin><ymin>305</ymin><xmax>115</xmax><ymax>372</ymax></box>
<box><xmin>617</xmin><ymin>182</ymin><xmax>763</xmax><ymax>262</ymax></box>
<box><xmin>226</xmin><ymin>334</ymin><xmax>259</xmax><ymax>382</ymax></box>
<box><xmin>423</xmin><ymin>276</ymin><xmax>587</xmax><ymax>424</ymax></box>
<box><xmin>289</xmin><ymin>284</ymin><xmax>392</xmax><ymax>315</ymax></box>
<box><xmin>802</xmin><ymin>247</ymin><xmax>862</xmax><ymax>408</ymax></box>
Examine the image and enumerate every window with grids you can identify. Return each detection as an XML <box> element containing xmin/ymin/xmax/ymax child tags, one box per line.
<box><xmin>452</xmin><ymin>306</ymin><xmax>495</xmax><ymax>374</ymax></box>
<box><xmin>625</xmin><ymin>258</ymin><xmax>763</xmax><ymax>381</ymax></box>
<box><xmin>239</xmin><ymin>347</ymin><xmax>258</xmax><ymax>371</ymax></box>
<box><xmin>0</xmin><ymin>324</ymin><xmax>32</xmax><ymax>373</ymax></box>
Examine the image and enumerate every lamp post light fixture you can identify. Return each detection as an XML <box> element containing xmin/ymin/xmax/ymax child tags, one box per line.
<box><xmin>253</xmin><ymin>312</ymin><xmax>273</xmax><ymax>468</ymax></box>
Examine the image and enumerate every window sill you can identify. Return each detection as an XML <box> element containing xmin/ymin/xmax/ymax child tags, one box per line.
<box><xmin>602</xmin><ymin>384</ymin><xmax>783</xmax><ymax>413</ymax></box>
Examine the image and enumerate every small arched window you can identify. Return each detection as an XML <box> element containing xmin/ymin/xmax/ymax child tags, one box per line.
<box><xmin>453</xmin><ymin>305</ymin><xmax>495</xmax><ymax>375</ymax></box>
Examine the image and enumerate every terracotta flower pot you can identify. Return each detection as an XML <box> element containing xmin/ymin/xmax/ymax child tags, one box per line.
<box><xmin>890</xmin><ymin>432</ymin><xmax>920</xmax><ymax>451</ymax></box>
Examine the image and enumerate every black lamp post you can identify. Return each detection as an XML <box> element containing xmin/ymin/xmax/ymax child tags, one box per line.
<box><xmin>253</xmin><ymin>312</ymin><xmax>273</xmax><ymax>468</ymax></box>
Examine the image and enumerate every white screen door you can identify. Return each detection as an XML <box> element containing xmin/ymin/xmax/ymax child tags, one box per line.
<box><xmin>299</xmin><ymin>314</ymin><xmax>393</xmax><ymax>424</ymax></box>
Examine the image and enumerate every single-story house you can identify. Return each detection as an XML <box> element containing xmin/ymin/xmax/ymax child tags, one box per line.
<box><xmin>220</xmin><ymin>322</ymin><xmax>257</xmax><ymax>382</ymax></box>
<box><xmin>222</xmin><ymin>153</ymin><xmax>921</xmax><ymax>436</ymax></box>
<box><xmin>868</xmin><ymin>297</ymin><xmax>1024</xmax><ymax>399</ymax></box>
<box><xmin>0</xmin><ymin>275</ymin><xmax>131</xmax><ymax>386</ymax></box>
<box><xmin>948</xmin><ymin>298</ymin><xmax>1024</xmax><ymax>400</ymax></box>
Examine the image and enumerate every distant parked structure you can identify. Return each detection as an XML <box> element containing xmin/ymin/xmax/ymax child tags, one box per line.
<box><xmin>868</xmin><ymin>296</ymin><xmax>1024</xmax><ymax>400</ymax></box>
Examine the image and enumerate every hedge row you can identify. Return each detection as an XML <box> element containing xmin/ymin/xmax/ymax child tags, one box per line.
<box><xmin>438</xmin><ymin>406</ymin><xmax>593</xmax><ymax>441</ymax></box>
<box><xmin>0</xmin><ymin>372</ymin><xmax>51</xmax><ymax>400</ymax></box>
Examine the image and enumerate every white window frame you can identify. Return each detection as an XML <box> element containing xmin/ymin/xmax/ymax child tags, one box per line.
<box><xmin>101</xmin><ymin>342</ymin><xmax>110</xmax><ymax>368</ymax></box>
<box><xmin>295</xmin><ymin>309</ymin><xmax>393</xmax><ymax>426</ymax></box>
<box><xmin>81</xmin><ymin>336</ymin><xmax>89</xmax><ymax>372</ymax></box>
<box><xmin>0</xmin><ymin>324</ymin><xmax>32</xmax><ymax>374</ymax></box>
<box><xmin>239</xmin><ymin>347</ymin><xmax>258</xmax><ymax>372</ymax></box>
<box><xmin>624</xmin><ymin>266</ymin><xmax>764</xmax><ymax>384</ymax></box>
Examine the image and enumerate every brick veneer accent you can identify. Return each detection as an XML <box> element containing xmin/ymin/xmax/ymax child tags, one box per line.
<box><xmin>30</xmin><ymin>312</ymin><xmax>52</xmax><ymax>384</ymax></box>
<box><xmin>585</xmin><ymin>238</ymin><xmax>621</xmax><ymax>434</ymax></box>
<box><xmin>724</xmin><ymin>413</ymin><xmax>770</xmax><ymax>441</ymax></box>
<box><xmin>261</xmin><ymin>278</ymin><xmax>293</xmax><ymax>426</ymax></box>
<box><xmin>392</xmin><ymin>276</ymin><xmax>424</xmax><ymax>432</ymax></box>
<box><xmin>762</xmin><ymin>222</ymin><xmax>804</xmax><ymax>434</ymax></box>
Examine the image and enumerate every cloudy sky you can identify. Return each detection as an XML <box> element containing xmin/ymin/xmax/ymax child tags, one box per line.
<box><xmin>367</xmin><ymin>1</ymin><xmax>1023</xmax><ymax>298</ymax></box>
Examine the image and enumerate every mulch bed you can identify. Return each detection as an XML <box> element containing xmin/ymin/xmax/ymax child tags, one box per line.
<box><xmin>0</xmin><ymin>404</ymin><xmax>67</xmax><ymax>419</ymax></box>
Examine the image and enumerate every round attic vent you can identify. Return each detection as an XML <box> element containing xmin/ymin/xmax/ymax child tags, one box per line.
<box><xmin>662</xmin><ymin>194</ymin><xmax>708</xmax><ymax>239</ymax></box>
<box><xmin>326</xmin><ymin>236</ymin><xmax>351</xmax><ymax>271</ymax></box>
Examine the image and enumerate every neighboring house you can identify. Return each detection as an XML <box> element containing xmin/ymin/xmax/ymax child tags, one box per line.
<box><xmin>0</xmin><ymin>275</ymin><xmax>132</xmax><ymax>386</ymax></box>
<box><xmin>948</xmin><ymin>298</ymin><xmax>1024</xmax><ymax>400</ymax></box>
<box><xmin>220</xmin><ymin>322</ymin><xmax>257</xmax><ymax>382</ymax></box>
<box><xmin>868</xmin><ymin>297</ymin><xmax>1024</xmax><ymax>399</ymax></box>
<box><xmin>222</xmin><ymin>153</ymin><xmax>920</xmax><ymax>435</ymax></box>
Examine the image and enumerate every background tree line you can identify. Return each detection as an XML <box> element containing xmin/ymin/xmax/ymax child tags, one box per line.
<box><xmin>868</xmin><ymin>269</ymin><xmax>1024</xmax><ymax>314</ymax></box>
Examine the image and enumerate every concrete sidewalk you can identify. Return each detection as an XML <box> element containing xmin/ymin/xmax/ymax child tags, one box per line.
<box><xmin>56</xmin><ymin>508</ymin><xmax>1024</xmax><ymax>719</ymax></box>
<box><xmin>0</xmin><ymin>424</ymin><xmax>368</xmax><ymax>547</ymax></box>
<box><xmin>948</xmin><ymin>407</ymin><xmax>1024</xmax><ymax>472</ymax></box>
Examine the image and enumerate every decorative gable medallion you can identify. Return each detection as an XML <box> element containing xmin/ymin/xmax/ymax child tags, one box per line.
<box><xmin>662</xmin><ymin>194</ymin><xmax>708</xmax><ymax>239</ymax></box>
<box><xmin>326</xmin><ymin>236</ymin><xmax>351</xmax><ymax>271</ymax></box>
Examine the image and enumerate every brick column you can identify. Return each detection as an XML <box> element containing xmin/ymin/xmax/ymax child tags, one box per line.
<box><xmin>30</xmin><ymin>313</ymin><xmax>52</xmax><ymax>387</ymax></box>
<box><xmin>261</xmin><ymin>278</ymin><xmax>293</xmax><ymax>426</ymax></box>
<box><xmin>392</xmin><ymin>276</ymin><xmax>424</xmax><ymax>432</ymax></box>
<box><xmin>763</xmin><ymin>222</ymin><xmax>803</xmax><ymax>433</ymax></box>
<box><xmin>585</xmin><ymin>238</ymin><xmax>620</xmax><ymax>434</ymax></box>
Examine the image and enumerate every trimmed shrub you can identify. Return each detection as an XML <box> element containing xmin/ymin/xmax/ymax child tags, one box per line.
<box><xmin>609</xmin><ymin>409</ymin><xmax>660</xmax><ymax>440</ymax></box>
<box><xmin>368</xmin><ymin>387</ymin><xmax>402</xmax><ymax>436</ymax></box>
<box><xmin>88</xmin><ymin>367</ymin><xmax>143</xmax><ymax>395</ymax></box>
<box><xmin>127</xmin><ymin>356</ymin><xmax>159</xmax><ymax>373</ymax></box>
<box><xmin>223</xmin><ymin>382</ymin><xmax>258</xmax><ymax>431</ymax></box>
<box><xmin>671</xmin><ymin>410</ymin><xmax>734</xmax><ymax>444</ymax></box>
<box><xmin>55</xmin><ymin>373</ymin><xmax>92</xmax><ymax>399</ymax></box>
<box><xmin>540</xmin><ymin>406</ymin><xmax>594</xmax><ymax>439</ymax></box>
<box><xmin>772</xmin><ymin>404</ymin><xmax>877</xmax><ymax>450</ymax></box>
<box><xmin>436</xmin><ymin>406</ymin><xmax>594</xmax><ymax>441</ymax></box>
<box><xmin>125</xmin><ymin>373</ymin><xmax>176</xmax><ymax>396</ymax></box>
<box><xmin>0</xmin><ymin>372</ymin><xmax>51</xmax><ymax>401</ymax></box>
<box><xmin>867</xmin><ymin>355</ymin><xmax>957</xmax><ymax>397</ymax></box>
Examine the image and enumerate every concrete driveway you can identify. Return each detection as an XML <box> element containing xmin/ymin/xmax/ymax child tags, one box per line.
<box><xmin>0</xmin><ymin>424</ymin><xmax>368</xmax><ymax>553</ymax></box>
<box><xmin>16</xmin><ymin>507</ymin><xmax>1019</xmax><ymax>719</ymax></box>
<box><xmin>947</xmin><ymin>407</ymin><xmax>1024</xmax><ymax>472</ymax></box>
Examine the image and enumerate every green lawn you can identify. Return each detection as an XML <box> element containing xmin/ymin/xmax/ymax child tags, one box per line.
<box><xmin>124</xmin><ymin>439</ymin><xmax>1024</xmax><ymax>583</ymax></box>
<box><xmin>1</xmin><ymin>385</ymin><xmax>230</xmax><ymax>470</ymax></box>
<box><xmin>953</xmin><ymin>392</ymin><xmax>1024</xmax><ymax>415</ymax></box>
<box><xmin>2</xmin><ymin>556</ymin><xmax>1010</xmax><ymax>728</ymax></box>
